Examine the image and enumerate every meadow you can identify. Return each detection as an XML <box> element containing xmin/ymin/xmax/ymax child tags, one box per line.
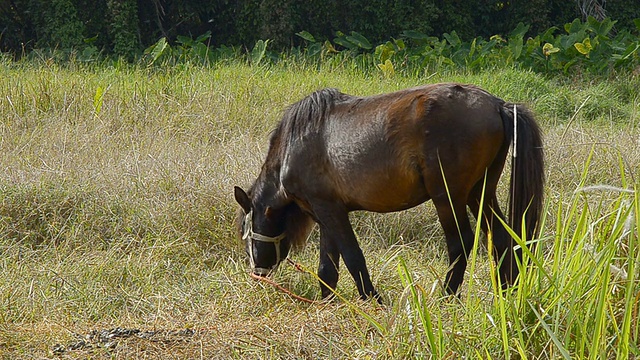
<box><xmin>0</xmin><ymin>58</ymin><xmax>639</xmax><ymax>358</ymax></box>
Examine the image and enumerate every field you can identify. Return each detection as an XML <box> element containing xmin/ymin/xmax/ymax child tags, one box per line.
<box><xmin>1</xmin><ymin>59</ymin><xmax>639</xmax><ymax>359</ymax></box>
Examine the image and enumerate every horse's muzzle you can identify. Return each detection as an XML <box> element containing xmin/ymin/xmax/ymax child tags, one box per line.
<box><xmin>251</xmin><ymin>267</ymin><xmax>273</xmax><ymax>277</ymax></box>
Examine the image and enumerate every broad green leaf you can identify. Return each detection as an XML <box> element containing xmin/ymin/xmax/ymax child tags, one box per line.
<box><xmin>479</xmin><ymin>38</ymin><xmax>498</xmax><ymax>55</ymax></box>
<box><xmin>333</xmin><ymin>36</ymin><xmax>357</xmax><ymax>50</ymax></box>
<box><xmin>146</xmin><ymin>37</ymin><xmax>168</xmax><ymax>64</ymax></box>
<box><xmin>83</xmin><ymin>34</ymin><xmax>98</xmax><ymax>44</ymax></box>
<box><xmin>375</xmin><ymin>43</ymin><xmax>394</xmax><ymax>63</ymax></box>
<box><xmin>509</xmin><ymin>36</ymin><xmax>524</xmax><ymax>60</ymax></box>
<box><xmin>296</xmin><ymin>31</ymin><xmax>316</xmax><ymax>43</ymax></box>
<box><xmin>587</xmin><ymin>16</ymin><xmax>615</xmax><ymax>37</ymax></box>
<box><xmin>346</xmin><ymin>31</ymin><xmax>372</xmax><ymax>50</ymax></box>
<box><xmin>307</xmin><ymin>42</ymin><xmax>322</xmax><ymax>57</ymax></box>
<box><xmin>250</xmin><ymin>39</ymin><xmax>269</xmax><ymax>66</ymax></box>
<box><xmin>563</xmin><ymin>57</ymin><xmax>579</xmax><ymax>73</ymax></box>
<box><xmin>565</xmin><ymin>18</ymin><xmax>585</xmax><ymax>34</ymax></box>
<box><xmin>543</xmin><ymin>43</ymin><xmax>560</xmax><ymax>56</ymax></box>
<box><xmin>401</xmin><ymin>30</ymin><xmax>430</xmax><ymax>40</ymax></box>
<box><xmin>540</xmin><ymin>26</ymin><xmax>559</xmax><ymax>42</ymax></box>
<box><xmin>323</xmin><ymin>40</ymin><xmax>338</xmax><ymax>54</ymax></box>
<box><xmin>194</xmin><ymin>31</ymin><xmax>211</xmax><ymax>43</ymax></box>
<box><xmin>574</xmin><ymin>43</ymin><xmax>587</xmax><ymax>54</ymax></box>
<box><xmin>508</xmin><ymin>22</ymin><xmax>528</xmax><ymax>60</ymax></box>
<box><xmin>490</xmin><ymin>34</ymin><xmax>505</xmax><ymax>43</ymax></box>
<box><xmin>176</xmin><ymin>35</ymin><xmax>192</xmax><ymax>46</ymax></box>
<box><xmin>469</xmin><ymin>37</ymin><xmax>477</xmax><ymax>58</ymax></box>
<box><xmin>611</xmin><ymin>43</ymin><xmax>640</xmax><ymax>65</ymax></box>
<box><xmin>443</xmin><ymin>31</ymin><xmax>461</xmax><ymax>47</ymax></box>
<box><xmin>574</xmin><ymin>38</ymin><xmax>592</xmax><ymax>55</ymax></box>
<box><xmin>377</xmin><ymin>59</ymin><xmax>394</xmax><ymax>78</ymax></box>
<box><xmin>509</xmin><ymin>22</ymin><xmax>530</xmax><ymax>39</ymax></box>
<box><xmin>561</xmin><ymin>31</ymin><xmax>585</xmax><ymax>50</ymax></box>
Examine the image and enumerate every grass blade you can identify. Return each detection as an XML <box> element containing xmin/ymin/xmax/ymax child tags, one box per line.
<box><xmin>529</xmin><ymin>301</ymin><xmax>572</xmax><ymax>359</ymax></box>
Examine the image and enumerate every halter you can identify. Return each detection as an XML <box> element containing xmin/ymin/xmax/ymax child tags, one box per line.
<box><xmin>242</xmin><ymin>211</ymin><xmax>286</xmax><ymax>276</ymax></box>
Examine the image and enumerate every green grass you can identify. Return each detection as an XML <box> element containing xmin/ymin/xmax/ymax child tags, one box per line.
<box><xmin>0</xmin><ymin>59</ymin><xmax>639</xmax><ymax>358</ymax></box>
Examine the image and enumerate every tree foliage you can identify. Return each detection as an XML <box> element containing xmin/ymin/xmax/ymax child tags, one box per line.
<box><xmin>0</xmin><ymin>0</ymin><xmax>638</xmax><ymax>60</ymax></box>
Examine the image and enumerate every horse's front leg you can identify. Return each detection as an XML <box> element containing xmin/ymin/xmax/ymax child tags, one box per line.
<box><xmin>318</xmin><ymin>234</ymin><xmax>340</xmax><ymax>299</ymax></box>
<box><xmin>313</xmin><ymin>203</ymin><xmax>379</xmax><ymax>302</ymax></box>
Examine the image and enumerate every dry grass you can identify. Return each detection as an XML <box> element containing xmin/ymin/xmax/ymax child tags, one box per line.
<box><xmin>1</xmin><ymin>61</ymin><xmax>639</xmax><ymax>358</ymax></box>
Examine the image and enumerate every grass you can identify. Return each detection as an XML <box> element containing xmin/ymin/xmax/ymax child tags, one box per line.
<box><xmin>0</xmin><ymin>59</ymin><xmax>639</xmax><ymax>358</ymax></box>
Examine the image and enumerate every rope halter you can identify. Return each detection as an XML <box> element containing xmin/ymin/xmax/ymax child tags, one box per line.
<box><xmin>242</xmin><ymin>210</ymin><xmax>286</xmax><ymax>276</ymax></box>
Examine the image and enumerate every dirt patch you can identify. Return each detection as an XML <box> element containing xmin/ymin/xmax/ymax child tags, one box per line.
<box><xmin>52</xmin><ymin>327</ymin><xmax>196</xmax><ymax>356</ymax></box>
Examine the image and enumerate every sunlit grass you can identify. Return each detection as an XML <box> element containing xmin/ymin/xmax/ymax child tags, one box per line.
<box><xmin>379</xmin><ymin>150</ymin><xmax>639</xmax><ymax>358</ymax></box>
<box><xmin>0</xmin><ymin>60</ymin><xmax>638</xmax><ymax>358</ymax></box>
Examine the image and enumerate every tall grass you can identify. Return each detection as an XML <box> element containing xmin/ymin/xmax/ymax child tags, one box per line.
<box><xmin>380</xmin><ymin>152</ymin><xmax>639</xmax><ymax>358</ymax></box>
<box><xmin>0</xmin><ymin>60</ymin><xmax>638</xmax><ymax>358</ymax></box>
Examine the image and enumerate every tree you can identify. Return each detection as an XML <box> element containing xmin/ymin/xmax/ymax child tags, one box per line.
<box><xmin>106</xmin><ymin>0</ymin><xmax>138</xmax><ymax>59</ymax></box>
<box><xmin>0</xmin><ymin>0</ymin><xmax>637</xmax><ymax>58</ymax></box>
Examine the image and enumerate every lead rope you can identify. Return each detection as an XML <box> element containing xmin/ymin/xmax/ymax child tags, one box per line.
<box><xmin>250</xmin><ymin>258</ymin><xmax>317</xmax><ymax>304</ymax></box>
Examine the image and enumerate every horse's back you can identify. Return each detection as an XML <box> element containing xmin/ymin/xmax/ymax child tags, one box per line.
<box><xmin>281</xmin><ymin>83</ymin><xmax>507</xmax><ymax>212</ymax></box>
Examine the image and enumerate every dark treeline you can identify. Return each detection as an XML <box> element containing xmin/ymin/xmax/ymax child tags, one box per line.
<box><xmin>1</xmin><ymin>0</ymin><xmax>638</xmax><ymax>59</ymax></box>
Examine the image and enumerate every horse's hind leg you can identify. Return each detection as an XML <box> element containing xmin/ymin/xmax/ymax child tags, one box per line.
<box><xmin>432</xmin><ymin>195</ymin><xmax>476</xmax><ymax>295</ymax></box>
<box><xmin>467</xmin><ymin>183</ymin><xmax>519</xmax><ymax>287</ymax></box>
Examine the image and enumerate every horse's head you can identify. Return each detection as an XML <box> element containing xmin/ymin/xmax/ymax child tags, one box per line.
<box><xmin>234</xmin><ymin>186</ymin><xmax>290</xmax><ymax>276</ymax></box>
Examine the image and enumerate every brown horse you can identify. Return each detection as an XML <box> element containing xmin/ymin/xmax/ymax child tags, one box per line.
<box><xmin>234</xmin><ymin>83</ymin><xmax>544</xmax><ymax>301</ymax></box>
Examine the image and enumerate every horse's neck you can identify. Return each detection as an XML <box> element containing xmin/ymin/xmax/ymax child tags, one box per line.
<box><xmin>255</xmin><ymin>132</ymin><xmax>292</xmax><ymax>207</ymax></box>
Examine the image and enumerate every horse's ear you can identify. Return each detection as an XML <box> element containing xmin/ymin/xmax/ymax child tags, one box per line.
<box><xmin>234</xmin><ymin>186</ymin><xmax>251</xmax><ymax>213</ymax></box>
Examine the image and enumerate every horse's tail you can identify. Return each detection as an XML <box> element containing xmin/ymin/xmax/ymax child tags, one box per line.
<box><xmin>501</xmin><ymin>103</ymin><xmax>545</xmax><ymax>242</ymax></box>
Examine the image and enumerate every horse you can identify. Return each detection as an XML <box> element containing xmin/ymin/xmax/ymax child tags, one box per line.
<box><xmin>234</xmin><ymin>83</ymin><xmax>544</xmax><ymax>301</ymax></box>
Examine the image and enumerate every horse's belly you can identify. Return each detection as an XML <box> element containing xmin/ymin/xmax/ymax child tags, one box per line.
<box><xmin>343</xmin><ymin>170</ymin><xmax>429</xmax><ymax>212</ymax></box>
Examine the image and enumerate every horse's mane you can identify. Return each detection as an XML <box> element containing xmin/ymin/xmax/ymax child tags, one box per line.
<box><xmin>285</xmin><ymin>88</ymin><xmax>348</xmax><ymax>139</ymax></box>
<box><xmin>266</xmin><ymin>88</ymin><xmax>349</xmax><ymax>160</ymax></box>
<box><xmin>282</xmin><ymin>202</ymin><xmax>315</xmax><ymax>250</ymax></box>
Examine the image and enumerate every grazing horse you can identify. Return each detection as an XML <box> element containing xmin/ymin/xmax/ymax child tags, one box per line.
<box><xmin>234</xmin><ymin>83</ymin><xmax>544</xmax><ymax>301</ymax></box>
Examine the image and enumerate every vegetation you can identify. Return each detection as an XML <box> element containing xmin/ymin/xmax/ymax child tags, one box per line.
<box><xmin>31</xmin><ymin>15</ymin><xmax>621</xmax><ymax>81</ymax></box>
<box><xmin>0</xmin><ymin>52</ymin><xmax>638</xmax><ymax>358</ymax></box>
<box><xmin>4</xmin><ymin>0</ymin><xmax>639</xmax><ymax>79</ymax></box>
<box><xmin>2</xmin><ymin>0</ymin><xmax>640</xmax><ymax>59</ymax></box>
<box><xmin>296</xmin><ymin>16</ymin><xmax>640</xmax><ymax>76</ymax></box>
